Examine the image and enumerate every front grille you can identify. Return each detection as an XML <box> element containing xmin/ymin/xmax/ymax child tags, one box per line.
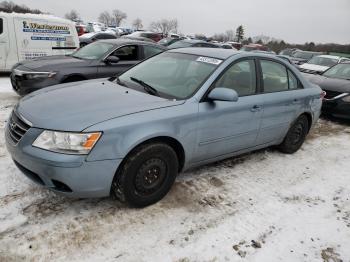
<box><xmin>7</xmin><ymin>110</ymin><xmax>31</xmax><ymax>145</ymax></box>
<box><xmin>324</xmin><ymin>90</ymin><xmax>342</xmax><ymax>99</ymax></box>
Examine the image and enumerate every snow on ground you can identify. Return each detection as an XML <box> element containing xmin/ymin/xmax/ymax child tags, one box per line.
<box><xmin>0</xmin><ymin>91</ymin><xmax>350</xmax><ymax>262</ymax></box>
<box><xmin>0</xmin><ymin>75</ymin><xmax>13</xmax><ymax>93</ymax></box>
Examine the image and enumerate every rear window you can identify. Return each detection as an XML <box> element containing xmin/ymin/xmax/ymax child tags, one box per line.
<box><xmin>0</xmin><ymin>18</ymin><xmax>3</xmax><ymax>34</ymax></box>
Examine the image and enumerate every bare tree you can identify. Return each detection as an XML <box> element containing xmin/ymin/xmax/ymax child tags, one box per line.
<box><xmin>112</xmin><ymin>9</ymin><xmax>127</xmax><ymax>27</ymax></box>
<box><xmin>150</xmin><ymin>18</ymin><xmax>178</xmax><ymax>35</ymax></box>
<box><xmin>64</xmin><ymin>10</ymin><xmax>80</xmax><ymax>21</ymax></box>
<box><xmin>0</xmin><ymin>0</ymin><xmax>42</xmax><ymax>13</ymax></box>
<box><xmin>225</xmin><ymin>30</ymin><xmax>235</xmax><ymax>42</ymax></box>
<box><xmin>98</xmin><ymin>11</ymin><xmax>113</xmax><ymax>26</ymax></box>
<box><xmin>132</xmin><ymin>18</ymin><xmax>143</xmax><ymax>30</ymax></box>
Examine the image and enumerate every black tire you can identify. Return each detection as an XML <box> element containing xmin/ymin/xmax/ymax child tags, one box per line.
<box><xmin>112</xmin><ymin>143</ymin><xmax>179</xmax><ymax>207</ymax></box>
<box><xmin>278</xmin><ymin>115</ymin><xmax>309</xmax><ymax>154</ymax></box>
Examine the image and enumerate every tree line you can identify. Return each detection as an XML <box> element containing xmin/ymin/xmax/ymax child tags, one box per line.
<box><xmin>0</xmin><ymin>0</ymin><xmax>42</xmax><ymax>14</ymax></box>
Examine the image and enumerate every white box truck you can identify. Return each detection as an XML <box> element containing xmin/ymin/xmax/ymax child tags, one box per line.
<box><xmin>0</xmin><ymin>12</ymin><xmax>79</xmax><ymax>72</ymax></box>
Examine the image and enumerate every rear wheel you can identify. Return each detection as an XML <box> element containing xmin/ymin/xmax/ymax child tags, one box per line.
<box><xmin>112</xmin><ymin>143</ymin><xmax>179</xmax><ymax>207</ymax></box>
<box><xmin>278</xmin><ymin>115</ymin><xmax>309</xmax><ymax>154</ymax></box>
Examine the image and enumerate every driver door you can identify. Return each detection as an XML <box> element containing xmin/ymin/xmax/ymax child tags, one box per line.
<box><xmin>194</xmin><ymin>59</ymin><xmax>263</xmax><ymax>162</ymax></box>
<box><xmin>97</xmin><ymin>45</ymin><xmax>141</xmax><ymax>78</ymax></box>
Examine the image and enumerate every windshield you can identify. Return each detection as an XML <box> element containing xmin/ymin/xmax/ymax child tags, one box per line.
<box><xmin>118</xmin><ymin>52</ymin><xmax>221</xmax><ymax>99</ymax></box>
<box><xmin>307</xmin><ymin>56</ymin><xmax>338</xmax><ymax>67</ymax></box>
<box><xmin>323</xmin><ymin>64</ymin><xmax>350</xmax><ymax>80</ymax></box>
<box><xmin>72</xmin><ymin>42</ymin><xmax>114</xmax><ymax>60</ymax></box>
<box><xmin>292</xmin><ymin>51</ymin><xmax>315</xmax><ymax>60</ymax></box>
<box><xmin>168</xmin><ymin>40</ymin><xmax>193</xmax><ymax>49</ymax></box>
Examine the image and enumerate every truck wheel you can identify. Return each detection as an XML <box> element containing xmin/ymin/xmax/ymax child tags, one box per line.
<box><xmin>112</xmin><ymin>143</ymin><xmax>179</xmax><ymax>207</ymax></box>
<box><xmin>278</xmin><ymin>115</ymin><xmax>309</xmax><ymax>154</ymax></box>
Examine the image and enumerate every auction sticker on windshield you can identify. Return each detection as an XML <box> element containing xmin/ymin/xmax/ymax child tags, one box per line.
<box><xmin>196</xmin><ymin>57</ymin><xmax>223</xmax><ymax>65</ymax></box>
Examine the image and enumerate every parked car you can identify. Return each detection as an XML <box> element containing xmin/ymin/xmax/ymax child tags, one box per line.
<box><xmin>276</xmin><ymin>55</ymin><xmax>295</xmax><ymax>65</ymax></box>
<box><xmin>303</xmin><ymin>62</ymin><xmax>350</xmax><ymax>119</ymax></box>
<box><xmin>289</xmin><ymin>50</ymin><xmax>323</xmax><ymax>65</ymax></box>
<box><xmin>79</xmin><ymin>32</ymin><xmax>117</xmax><ymax>47</ymax></box>
<box><xmin>299</xmin><ymin>55</ymin><xmax>349</xmax><ymax>74</ymax></box>
<box><xmin>121</xmin><ymin>35</ymin><xmax>156</xmax><ymax>43</ymax></box>
<box><xmin>279</xmin><ymin>48</ymin><xmax>300</xmax><ymax>56</ymax></box>
<box><xmin>241</xmin><ymin>44</ymin><xmax>269</xmax><ymax>52</ymax></box>
<box><xmin>6</xmin><ymin>48</ymin><xmax>323</xmax><ymax>207</ymax></box>
<box><xmin>10</xmin><ymin>39</ymin><xmax>166</xmax><ymax>95</ymax></box>
<box><xmin>127</xmin><ymin>31</ymin><xmax>164</xmax><ymax>42</ymax></box>
<box><xmin>226</xmin><ymin>41</ymin><xmax>243</xmax><ymax>50</ymax></box>
<box><xmin>86</xmin><ymin>22</ymin><xmax>106</xmax><ymax>33</ymax></box>
<box><xmin>75</xmin><ymin>25</ymin><xmax>87</xmax><ymax>36</ymax></box>
<box><xmin>220</xmin><ymin>43</ymin><xmax>236</xmax><ymax>49</ymax></box>
<box><xmin>158</xmin><ymin>37</ymin><xmax>183</xmax><ymax>47</ymax></box>
<box><xmin>0</xmin><ymin>12</ymin><xmax>79</xmax><ymax>72</ymax></box>
<box><xmin>167</xmin><ymin>39</ymin><xmax>220</xmax><ymax>49</ymax></box>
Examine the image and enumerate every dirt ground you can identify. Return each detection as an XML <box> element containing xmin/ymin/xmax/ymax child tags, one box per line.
<box><xmin>0</xmin><ymin>91</ymin><xmax>350</xmax><ymax>262</ymax></box>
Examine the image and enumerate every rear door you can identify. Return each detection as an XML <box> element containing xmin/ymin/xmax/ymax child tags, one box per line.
<box><xmin>256</xmin><ymin>59</ymin><xmax>304</xmax><ymax>144</ymax></box>
<box><xmin>97</xmin><ymin>44</ymin><xmax>141</xmax><ymax>77</ymax></box>
<box><xmin>0</xmin><ymin>16</ymin><xmax>9</xmax><ymax>70</ymax></box>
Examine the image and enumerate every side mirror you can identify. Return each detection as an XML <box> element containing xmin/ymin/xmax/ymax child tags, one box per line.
<box><xmin>207</xmin><ymin>87</ymin><xmax>238</xmax><ymax>102</ymax></box>
<box><xmin>104</xmin><ymin>56</ymin><xmax>120</xmax><ymax>64</ymax></box>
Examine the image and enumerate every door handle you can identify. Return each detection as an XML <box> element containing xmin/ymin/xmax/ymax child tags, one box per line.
<box><xmin>250</xmin><ymin>105</ymin><xmax>262</xmax><ymax>112</ymax></box>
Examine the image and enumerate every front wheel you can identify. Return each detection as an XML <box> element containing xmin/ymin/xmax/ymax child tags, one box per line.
<box><xmin>278</xmin><ymin>115</ymin><xmax>309</xmax><ymax>154</ymax></box>
<box><xmin>112</xmin><ymin>143</ymin><xmax>179</xmax><ymax>207</ymax></box>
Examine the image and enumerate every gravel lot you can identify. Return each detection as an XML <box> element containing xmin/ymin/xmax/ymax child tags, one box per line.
<box><xmin>0</xmin><ymin>80</ymin><xmax>350</xmax><ymax>261</ymax></box>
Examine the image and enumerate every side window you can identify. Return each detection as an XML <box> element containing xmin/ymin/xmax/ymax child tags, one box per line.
<box><xmin>111</xmin><ymin>45</ymin><xmax>138</xmax><ymax>61</ymax></box>
<box><xmin>0</xmin><ymin>18</ymin><xmax>3</xmax><ymax>34</ymax></box>
<box><xmin>143</xmin><ymin>45</ymin><xmax>163</xmax><ymax>58</ymax></box>
<box><xmin>214</xmin><ymin>60</ymin><xmax>257</xmax><ymax>97</ymax></box>
<box><xmin>261</xmin><ymin>60</ymin><xmax>288</xmax><ymax>93</ymax></box>
<box><xmin>288</xmin><ymin>70</ymin><xmax>299</xmax><ymax>90</ymax></box>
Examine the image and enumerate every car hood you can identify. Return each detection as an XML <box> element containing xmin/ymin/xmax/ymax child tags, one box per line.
<box><xmin>299</xmin><ymin>63</ymin><xmax>329</xmax><ymax>72</ymax></box>
<box><xmin>16</xmin><ymin>79</ymin><xmax>185</xmax><ymax>132</ymax></box>
<box><xmin>303</xmin><ymin>74</ymin><xmax>350</xmax><ymax>93</ymax></box>
<box><xmin>14</xmin><ymin>55</ymin><xmax>91</xmax><ymax>71</ymax></box>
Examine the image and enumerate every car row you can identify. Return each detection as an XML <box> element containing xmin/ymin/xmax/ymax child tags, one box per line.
<box><xmin>5</xmin><ymin>48</ymin><xmax>323</xmax><ymax>207</ymax></box>
<box><xmin>11</xmin><ymin>40</ymin><xmax>166</xmax><ymax>95</ymax></box>
<box><xmin>303</xmin><ymin>62</ymin><xmax>350</xmax><ymax>119</ymax></box>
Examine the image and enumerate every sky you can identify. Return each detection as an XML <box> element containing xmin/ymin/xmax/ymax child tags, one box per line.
<box><xmin>11</xmin><ymin>0</ymin><xmax>350</xmax><ymax>44</ymax></box>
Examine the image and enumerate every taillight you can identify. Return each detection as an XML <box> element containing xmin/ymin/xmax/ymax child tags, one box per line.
<box><xmin>320</xmin><ymin>91</ymin><xmax>326</xmax><ymax>100</ymax></box>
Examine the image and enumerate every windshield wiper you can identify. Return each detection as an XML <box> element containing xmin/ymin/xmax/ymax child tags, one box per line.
<box><xmin>130</xmin><ymin>77</ymin><xmax>159</xmax><ymax>96</ymax></box>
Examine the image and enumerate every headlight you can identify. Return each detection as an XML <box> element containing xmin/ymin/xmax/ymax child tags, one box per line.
<box><xmin>33</xmin><ymin>131</ymin><xmax>102</xmax><ymax>155</ymax></box>
<box><xmin>342</xmin><ymin>95</ymin><xmax>350</xmax><ymax>103</ymax></box>
<box><xmin>25</xmin><ymin>72</ymin><xmax>57</xmax><ymax>80</ymax></box>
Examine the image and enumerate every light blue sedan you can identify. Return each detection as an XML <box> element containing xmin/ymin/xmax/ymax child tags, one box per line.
<box><xmin>5</xmin><ymin>48</ymin><xmax>323</xmax><ymax>207</ymax></box>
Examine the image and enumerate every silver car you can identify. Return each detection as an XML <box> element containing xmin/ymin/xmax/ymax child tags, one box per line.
<box><xmin>5</xmin><ymin>48</ymin><xmax>323</xmax><ymax>207</ymax></box>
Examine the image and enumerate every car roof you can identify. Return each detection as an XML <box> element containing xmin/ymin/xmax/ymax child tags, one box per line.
<box><xmin>168</xmin><ymin>48</ymin><xmax>239</xmax><ymax>60</ymax></box>
<box><xmin>180</xmin><ymin>39</ymin><xmax>207</xmax><ymax>44</ymax></box>
<box><xmin>98</xmin><ymin>39</ymin><xmax>166</xmax><ymax>48</ymax></box>
<box><xmin>315</xmin><ymin>55</ymin><xmax>341</xmax><ymax>59</ymax></box>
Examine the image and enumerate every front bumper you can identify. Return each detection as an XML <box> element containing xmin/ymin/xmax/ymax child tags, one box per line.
<box><xmin>5</xmin><ymin>124</ymin><xmax>122</xmax><ymax>198</ymax></box>
<box><xmin>10</xmin><ymin>72</ymin><xmax>60</xmax><ymax>96</ymax></box>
